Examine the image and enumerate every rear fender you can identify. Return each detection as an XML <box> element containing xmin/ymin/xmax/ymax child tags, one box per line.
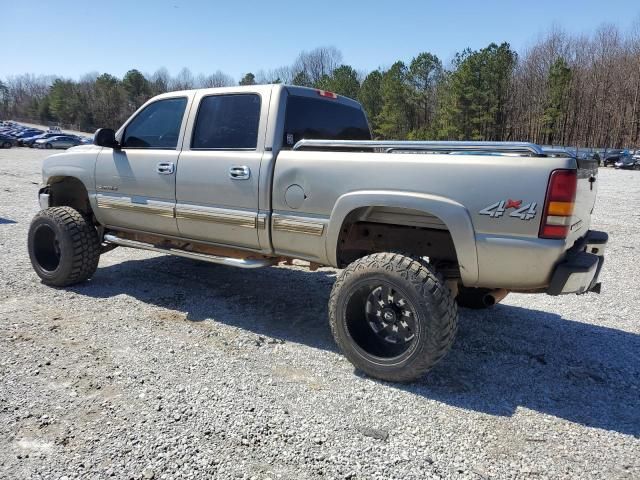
<box><xmin>326</xmin><ymin>190</ymin><xmax>479</xmax><ymax>284</ymax></box>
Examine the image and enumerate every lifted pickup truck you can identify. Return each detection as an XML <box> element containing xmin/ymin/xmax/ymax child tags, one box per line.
<box><xmin>28</xmin><ymin>84</ymin><xmax>608</xmax><ymax>382</ymax></box>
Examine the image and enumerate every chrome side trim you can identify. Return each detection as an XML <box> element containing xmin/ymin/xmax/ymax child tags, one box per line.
<box><xmin>273</xmin><ymin>217</ymin><xmax>324</xmax><ymax>236</ymax></box>
<box><xmin>175</xmin><ymin>206</ymin><xmax>256</xmax><ymax>228</ymax></box>
<box><xmin>256</xmin><ymin>213</ymin><xmax>267</xmax><ymax>229</ymax></box>
<box><xmin>96</xmin><ymin>195</ymin><xmax>175</xmax><ymax>218</ymax></box>
<box><xmin>103</xmin><ymin>234</ymin><xmax>276</xmax><ymax>269</ymax></box>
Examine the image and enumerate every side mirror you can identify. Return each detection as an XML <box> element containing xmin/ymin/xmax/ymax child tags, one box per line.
<box><xmin>93</xmin><ymin>128</ymin><xmax>120</xmax><ymax>149</ymax></box>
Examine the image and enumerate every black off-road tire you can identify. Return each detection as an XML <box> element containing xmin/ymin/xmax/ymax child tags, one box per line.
<box><xmin>329</xmin><ymin>252</ymin><xmax>458</xmax><ymax>382</ymax></box>
<box><xmin>28</xmin><ymin>207</ymin><xmax>100</xmax><ymax>287</ymax></box>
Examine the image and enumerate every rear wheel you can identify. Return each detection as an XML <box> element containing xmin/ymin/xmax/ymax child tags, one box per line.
<box><xmin>2</xmin><ymin>142</ymin><xmax>11</xmax><ymax>149</ymax></box>
<box><xmin>28</xmin><ymin>207</ymin><xmax>100</xmax><ymax>287</ymax></box>
<box><xmin>329</xmin><ymin>253</ymin><xmax>458</xmax><ymax>382</ymax></box>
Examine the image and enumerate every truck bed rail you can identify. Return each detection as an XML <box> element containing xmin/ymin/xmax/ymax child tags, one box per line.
<box><xmin>292</xmin><ymin>140</ymin><xmax>545</xmax><ymax>156</ymax></box>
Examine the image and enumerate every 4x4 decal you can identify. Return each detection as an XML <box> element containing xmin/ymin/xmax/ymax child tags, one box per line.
<box><xmin>479</xmin><ymin>199</ymin><xmax>537</xmax><ymax>220</ymax></box>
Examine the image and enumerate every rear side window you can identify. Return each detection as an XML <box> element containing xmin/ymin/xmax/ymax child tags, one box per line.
<box><xmin>192</xmin><ymin>94</ymin><xmax>261</xmax><ymax>150</ymax></box>
<box><xmin>122</xmin><ymin>97</ymin><xmax>187</xmax><ymax>149</ymax></box>
<box><xmin>283</xmin><ymin>95</ymin><xmax>371</xmax><ymax>148</ymax></box>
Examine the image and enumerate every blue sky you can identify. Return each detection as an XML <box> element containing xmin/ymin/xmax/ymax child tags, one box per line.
<box><xmin>1</xmin><ymin>0</ymin><xmax>638</xmax><ymax>81</ymax></box>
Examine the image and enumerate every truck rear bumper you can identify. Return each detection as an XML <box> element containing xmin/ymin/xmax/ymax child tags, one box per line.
<box><xmin>547</xmin><ymin>230</ymin><xmax>608</xmax><ymax>295</ymax></box>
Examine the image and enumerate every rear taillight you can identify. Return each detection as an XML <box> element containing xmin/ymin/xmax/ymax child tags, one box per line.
<box><xmin>539</xmin><ymin>169</ymin><xmax>577</xmax><ymax>239</ymax></box>
<box><xmin>317</xmin><ymin>89</ymin><xmax>338</xmax><ymax>99</ymax></box>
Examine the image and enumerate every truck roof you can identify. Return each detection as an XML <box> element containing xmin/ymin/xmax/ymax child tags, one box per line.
<box><xmin>152</xmin><ymin>84</ymin><xmax>363</xmax><ymax>110</ymax></box>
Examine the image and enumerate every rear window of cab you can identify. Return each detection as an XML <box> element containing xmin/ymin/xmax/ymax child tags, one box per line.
<box><xmin>283</xmin><ymin>95</ymin><xmax>371</xmax><ymax>148</ymax></box>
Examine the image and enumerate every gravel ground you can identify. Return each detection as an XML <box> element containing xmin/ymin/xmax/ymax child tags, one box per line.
<box><xmin>0</xmin><ymin>147</ymin><xmax>638</xmax><ymax>480</ymax></box>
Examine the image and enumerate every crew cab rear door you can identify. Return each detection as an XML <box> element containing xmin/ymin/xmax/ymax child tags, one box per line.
<box><xmin>174</xmin><ymin>88</ymin><xmax>271</xmax><ymax>250</ymax></box>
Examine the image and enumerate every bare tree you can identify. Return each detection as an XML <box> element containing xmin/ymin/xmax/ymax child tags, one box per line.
<box><xmin>150</xmin><ymin>68</ymin><xmax>171</xmax><ymax>94</ymax></box>
<box><xmin>197</xmin><ymin>71</ymin><xmax>234</xmax><ymax>88</ymax></box>
<box><xmin>171</xmin><ymin>67</ymin><xmax>195</xmax><ymax>91</ymax></box>
<box><xmin>255</xmin><ymin>66</ymin><xmax>294</xmax><ymax>84</ymax></box>
<box><xmin>292</xmin><ymin>46</ymin><xmax>343</xmax><ymax>85</ymax></box>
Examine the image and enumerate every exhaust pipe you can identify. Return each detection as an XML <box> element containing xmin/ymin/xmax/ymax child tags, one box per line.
<box><xmin>482</xmin><ymin>288</ymin><xmax>509</xmax><ymax>307</ymax></box>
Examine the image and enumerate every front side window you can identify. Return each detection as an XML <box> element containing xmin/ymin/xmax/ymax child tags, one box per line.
<box><xmin>192</xmin><ymin>94</ymin><xmax>261</xmax><ymax>150</ymax></box>
<box><xmin>122</xmin><ymin>97</ymin><xmax>187</xmax><ymax>149</ymax></box>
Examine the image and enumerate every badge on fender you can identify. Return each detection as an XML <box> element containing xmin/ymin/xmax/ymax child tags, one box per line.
<box><xmin>479</xmin><ymin>199</ymin><xmax>537</xmax><ymax>220</ymax></box>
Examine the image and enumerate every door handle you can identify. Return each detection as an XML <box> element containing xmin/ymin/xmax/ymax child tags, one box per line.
<box><xmin>156</xmin><ymin>162</ymin><xmax>175</xmax><ymax>174</ymax></box>
<box><xmin>229</xmin><ymin>165</ymin><xmax>250</xmax><ymax>180</ymax></box>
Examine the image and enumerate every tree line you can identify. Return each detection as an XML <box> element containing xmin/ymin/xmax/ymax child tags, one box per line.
<box><xmin>1</xmin><ymin>23</ymin><xmax>639</xmax><ymax>148</ymax></box>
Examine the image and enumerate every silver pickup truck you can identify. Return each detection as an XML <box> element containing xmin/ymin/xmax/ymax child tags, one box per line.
<box><xmin>28</xmin><ymin>84</ymin><xmax>608</xmax><ymax>382</ymax></box>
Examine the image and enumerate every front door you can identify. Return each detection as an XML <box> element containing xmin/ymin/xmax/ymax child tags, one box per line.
<box><xmin>175</xmin><ymin>92</ymin><xmax>266</xmax><ymax>249</ymax></box>
<box><xmin>94</xmin><ymin>95</ymin><xmax>191</xmax><ymax>235</ymax></box>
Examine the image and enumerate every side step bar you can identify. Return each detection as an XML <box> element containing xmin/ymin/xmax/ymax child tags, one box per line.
<box><xmin>103</xmin><ymin>234</ymin><xmax>278</xmax><ymax>269</ymax></box>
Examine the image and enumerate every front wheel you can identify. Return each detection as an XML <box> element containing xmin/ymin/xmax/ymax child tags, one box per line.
<box><xmin>2</xmin><ymin>141</ymin><xmax>11</xmax><ymax>149</ymax></box>
<box><xmin>329</xmin><ymin>253</ymin><xmax>458</xmax><ymax>382</ymax></box>
<box><xmin>45</xmin><ymin>143</ymin><xmax>52</xmax><ymax>149</ymax></box>
<box><xmin>28</xmin><ymin>207</ymin><xmax>101</xmax><ymax>287</ymax></box>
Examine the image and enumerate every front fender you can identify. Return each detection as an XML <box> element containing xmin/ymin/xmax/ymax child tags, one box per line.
<box><xmin>41</xmin><ymin>146</ymin><xmax>101</xmax><ymax>189</ymax></box>
<box><xmin>325</xmin><ymin>190</ymin><xmax>479</xmax><ymax>285</ymax></box>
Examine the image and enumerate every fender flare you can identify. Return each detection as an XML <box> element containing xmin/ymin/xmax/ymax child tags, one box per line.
<box><xmin>325</xmin><ymin>190</ymin><xmax>479</xmax><ymax>285</ymax></box>
<box><xmin>42</xmin><ymin>173</ymin><xmax>94</xmax><ymax>216</ymax></box>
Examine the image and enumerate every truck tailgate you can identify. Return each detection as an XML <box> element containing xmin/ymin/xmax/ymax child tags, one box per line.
<box><xmin>567</xmin><ymin>157</ymin><xmax>599</xmax><ymax>246</ymax></box>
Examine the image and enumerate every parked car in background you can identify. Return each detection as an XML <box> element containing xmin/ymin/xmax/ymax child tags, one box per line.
<box><xmin>22</xmin><ymin>132</ymin><xmax>72</xmax><ymax>147</ymax></box>
<box><xmin>603</xmin><ymin>149</ymin><xmax>630</xmax><ymax>167</ymax></box>
<box><xmin>577</xmin><ymin>148</ymin><xmax>600</xmax><ymax>163</ymax></box>
<box><xmin>34</xmin><ymin>135</ymin><xmax>82</xmax><ymax>149</ymax></box>
<box><xmin>614</xmin><ymin>155</ymin><xmax>640</xmax><ymax>170</ymax></box>
<box><xmin>0</xmin><ymin>133</ymin><xmax>18</xmax><ymax>148</ymax></box>
<box><xmin>15</xmin><ymin>129</ymin><xmax>44</xmax><ymax>139</ymax></box>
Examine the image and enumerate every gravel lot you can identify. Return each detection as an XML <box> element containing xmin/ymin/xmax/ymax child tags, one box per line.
<box><xmin>0</xmin><ymin>147</ymin><xmax>638</xmax><ymax>480</ymax></box>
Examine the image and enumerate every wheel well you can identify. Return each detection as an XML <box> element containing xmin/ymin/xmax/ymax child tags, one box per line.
<box><xmin>47</xmin><ymin>177</ymin><xmax>92</xmax><ymax>216</ymax></box>
<box><xmin>336</xmin><ymin>206</ymin><xmax>460</xmax><ymax>278</ymax></box>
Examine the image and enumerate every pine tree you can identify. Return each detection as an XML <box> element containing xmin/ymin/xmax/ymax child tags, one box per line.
<box><xmin>315</xmin><ymin>65</ymin><xmax>360</xmax><ymax>99</ymax></box>
<box><xmin>375</xmin><ymin>62</ymin><xmax>410</xmax><ymax>139</ymax></box>
<box><xmin>542</xmin><ymin>58</ymin><xmax>572</xmax><ymax>144</ymax></box>
<box><xmin>358</xmin><ymin>70</ymin><xmax>383</xmax><ymax>133</ymax></box>
<box><xmin>239</xmin><ymin>73</ymin><xmax>256</xmax><ymax>86</ymax></box>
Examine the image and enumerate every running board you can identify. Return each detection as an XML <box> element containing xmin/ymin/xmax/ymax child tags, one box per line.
<box><xmin>103</xmin><ymin>234</ymin><xmax>277</xmax><ymax>269</ymax></box>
